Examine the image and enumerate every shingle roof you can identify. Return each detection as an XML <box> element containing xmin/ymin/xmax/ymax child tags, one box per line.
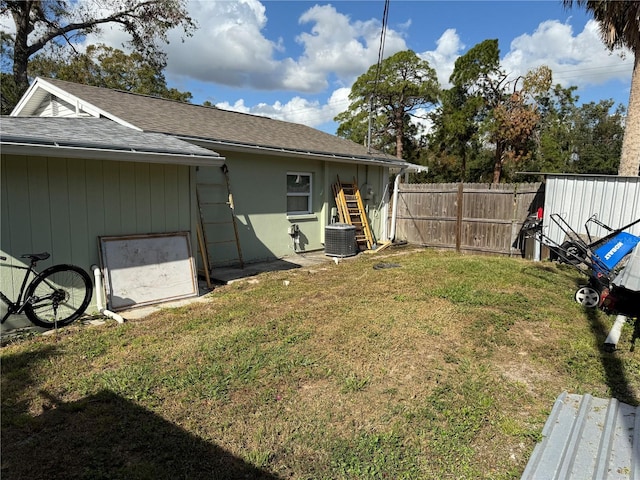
<box><xmin>0</xmin><ymin>117</ymin><xmax>223</xmax><ymax>166</ymax></box>
<box><xmin>28</xmin><ymin>77</ymin><xmax>406</xmax><ymax>165</ymax></box>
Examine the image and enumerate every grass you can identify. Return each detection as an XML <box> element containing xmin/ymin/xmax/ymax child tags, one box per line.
<box><xmin>1</xmin><ymin>247</ymin><xmax>639</xmax><ymax>479</ymax></box>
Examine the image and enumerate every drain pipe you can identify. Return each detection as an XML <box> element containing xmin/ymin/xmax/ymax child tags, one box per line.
<box><xmin>604</xmin><ymin>314</ymin><xmax>627</xmax><ymax>351</ymax></box>
<box><xmin>91</xmin><ymin>265</ymin><xmax>125</xmax><ymax>324</ymax></box>
<box><xmin>388</xmin><ymin>168</ymin><xmax>407</xmax><ymax>242</ymax></box>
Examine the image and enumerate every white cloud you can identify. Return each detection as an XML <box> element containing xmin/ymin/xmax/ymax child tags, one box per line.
<box><xmin>165</xmin><ymin>1</ymin><xmax>409</xmax><ymax>130</ymax></box>
<box><xmin>502</xmin><ymin>19</ymin><xmax>632</xmax><ymax>88</ymax></box>
<box><xmin>416</xmin><ymin>19</ymin><xmax>632</xmax><ymax>94</ymax></box>
<box><xmin>165</xmin><ymin>0</ymin><xmax>284</xmax><ymax>88</ymax></box>
<box><xmin>216</xmin><ymin>87</ymin><xmax>351</xmax><ymax>128</ymax></box>
<box><xmin>164</xmin><ymin>1</ymin><xmax>407</xmax><ymax>93</ymax></box>
<box><xmin>291</xmin><ymin>4</ymin><xmax>407</xmax><ymax>89</ymax></box>
<box><xmin>11</xmin><ymin>0</ymin><xmax>630</xmax><ymax>132</ymax></box>
<box><xmin>418</xmin><ymin>28</ymin><xmax>466</xmax><ymax>88</ymax></box>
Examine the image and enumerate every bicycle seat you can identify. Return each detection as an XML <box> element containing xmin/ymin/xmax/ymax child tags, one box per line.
<box><xmin>21</xmin><ymin>252</ymin><xmax>50</xmax><ymax>261</ymax></box>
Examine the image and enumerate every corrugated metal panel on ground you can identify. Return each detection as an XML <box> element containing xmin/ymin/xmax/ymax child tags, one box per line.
<box><xmin>543</xmin><ymin>175</ymin><xmax>640</xmax><ymax>246</ymax></box>
<box><xmin>614</xmin><ymin>244</ymin><xmax>640</xmax><ymax>292</ymax></box>
<box><xmin>522</xmin><ymin>391</ymin><xmax>639</xmax><ymax>479</ymax></box>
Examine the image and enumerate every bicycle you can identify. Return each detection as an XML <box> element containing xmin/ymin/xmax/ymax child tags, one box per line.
<box><xmin>1</xmin><ymin>252</ymin><xmax>93</xmax><ymax>329</ymax></box>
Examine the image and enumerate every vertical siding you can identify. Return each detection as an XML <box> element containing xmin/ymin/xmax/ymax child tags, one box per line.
<box><xmin>87</xmin><ymin>160</ymin><xmax>109</xmax><ymax>249</ymax></box>
<box><xmin>543</xmin><ymin>175</ymin><xmax>640</xmax><ymax>245</ymax></box>
<box><xmin>149</xmin><ymin>164</ymin><xmax>166</xmax><ymax>232</ymax></box>
<box><xmin>68</xmin><ymin>158</ymin><xmax>91</xmax><ymax>264</ymax></box>
<box><xmin>1</xmin><ymin>154</ymin><xmax>195</xmax><ymax>320</ymax></box>
<box><xmin>34</xmin><ymin>95</ymin><xmax>79</xmax><ymax>117</ymax></box>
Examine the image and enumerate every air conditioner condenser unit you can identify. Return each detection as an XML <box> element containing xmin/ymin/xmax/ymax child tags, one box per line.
<box><xmin>325</xmin><ymin>223</ymin><xmax>357</xmax><ymax>257</ymax></box>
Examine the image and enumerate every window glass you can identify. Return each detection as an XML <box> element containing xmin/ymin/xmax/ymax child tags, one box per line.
<box><xmin>287</xmin><ymin>173</ymin><xmax>311</xmax><ymax>214</ymax></box>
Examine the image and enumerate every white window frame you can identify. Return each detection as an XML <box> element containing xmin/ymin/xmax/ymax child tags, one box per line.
<box><xmin>286</xmin><ymin>172</ymin><xmax>312</xmax><ymax>215</ymax></box>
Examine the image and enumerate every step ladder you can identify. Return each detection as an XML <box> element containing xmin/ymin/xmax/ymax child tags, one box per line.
<box><xmin>332</xmin><ymin>176</ymin><xmax>374</xmax><ymax>251</ymax></box>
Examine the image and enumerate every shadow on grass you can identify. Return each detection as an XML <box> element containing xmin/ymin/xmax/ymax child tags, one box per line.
<box><xmin>1</xmin><ymin>350</ymin><xmax>280</xmax><ymax>480</ymax></box>
<box><xmin>583</xmin><ymin>305</ymin><xmax>639</xmax><ymax>406</ymax></box>
<box><xmin>2</xmin><ymin>389</ymin><xmax>281</xmax><ymax>480</ymax></box>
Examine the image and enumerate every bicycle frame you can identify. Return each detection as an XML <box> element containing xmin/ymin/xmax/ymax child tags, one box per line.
<box><xmin>0</xmin><ymin>257</ymin><xmax>39</xmax><ymax>323</ymax></box>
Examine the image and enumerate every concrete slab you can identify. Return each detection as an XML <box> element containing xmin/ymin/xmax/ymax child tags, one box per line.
<box><xmin>116</xmin><ymin>250</ymin><xmax>341</xmax><ymax>320</ymax></box>
<box><xmin>1</xmin><ymin>250</ymin><xmax>358</xmax><ymax>335</ymax></box>
<box><xmin>209</xmin><ymin>250</ymin><xmax>336</xmax><ymax>284</ymax></box>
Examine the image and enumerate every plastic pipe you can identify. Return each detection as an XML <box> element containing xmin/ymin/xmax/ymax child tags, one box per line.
<box><xmin>388</xmin><ymin>169</ymin><xmax>406</xmax><ymax>242</ymax></box>
<box><xmin>604</xmin><ymin>314</ymin><xmax>627</xmax><ymax>350</ymax></box>
<box><xmin>91</xmin><ymin>265</ymin><xmax>125</xmax><ymax>324</ymax></box>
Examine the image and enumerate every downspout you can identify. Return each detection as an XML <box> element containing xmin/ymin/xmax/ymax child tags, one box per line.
<box><xmin>91</xmin><ymin>265</ymin><xmax>125</xmax><ymax>324</ymax></box>
<box><xmin>388</xmin><ymin>168</ymin><xmax>407</xmax><ymax>242</ymax></box>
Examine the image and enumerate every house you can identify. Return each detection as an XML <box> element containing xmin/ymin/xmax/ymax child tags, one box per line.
<box><xmin>10</xmin><ymin>77</ymin><xmax>425</xmax><ymax>269</ymax></box>
<box><xmin>0</xmin><ymin>116</ymin><xmax>224</xmax><ymax>328</ymax></box>
<box><xmin>1</xmin><ymin>77</ymin><xmax>425</xmax><ymax>324</ymax></box>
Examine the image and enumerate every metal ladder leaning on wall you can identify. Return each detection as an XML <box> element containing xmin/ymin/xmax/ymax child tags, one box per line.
<box><xmin>332</xmin><ymin>176</ymin><xmax>374</xmax><ymax>251</ymax></box>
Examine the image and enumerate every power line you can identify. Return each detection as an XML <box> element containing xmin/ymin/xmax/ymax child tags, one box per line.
<box><xmin>368</xmin><ymin>0</ymin><xmax>390</xmax><ymax>152</ymax></box>
<box><xmin>373</xmin><ymin>0</ymin><xmax>390</xmax><ymax>95</ymax></box>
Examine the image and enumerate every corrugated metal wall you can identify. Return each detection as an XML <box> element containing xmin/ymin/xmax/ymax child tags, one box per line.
<box><xmin>543</xmin><ymin>175</ymin><xmax>640</xmax><ymax>245</ymax></box>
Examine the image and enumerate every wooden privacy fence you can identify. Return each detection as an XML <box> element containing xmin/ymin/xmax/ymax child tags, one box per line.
<box><xmin>393</xmin><ymin>182</ymin><xmax>545</xmax><ymax>257</ymax></box>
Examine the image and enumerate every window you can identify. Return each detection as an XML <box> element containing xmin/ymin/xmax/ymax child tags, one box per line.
<box><xmin>287</xmin><ymin>173</ymin><xmax>312</xmax><ymax>215</ymax></box>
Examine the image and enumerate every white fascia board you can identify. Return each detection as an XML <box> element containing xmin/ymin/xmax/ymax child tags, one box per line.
<box><xmin>1</xmin><ymin>142</ymin><xmax>225</xmax><ymax>167</ymax></box>
<box><xmin>183</xmin><ymin>137</ymin><xmax>418</xmax><ymax>170</ymax></box>
<box><xmin>10</xmin><ymin>78</ymin><xmax>42</xmax><ymax>115</ymax></box>
<box><xmin>11</xmin><ymin>77</ymin><xmax>142</xmax><ymax>132</ymax></box>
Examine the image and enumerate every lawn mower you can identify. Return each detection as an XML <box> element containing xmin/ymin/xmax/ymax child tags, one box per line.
<box><xmin>523</xmin><ymin>213</ymin><xmax>640</xmax><ymax>318</ymax></box>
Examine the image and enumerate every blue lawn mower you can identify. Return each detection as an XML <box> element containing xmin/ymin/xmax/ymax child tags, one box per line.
<box><xmin>526</xmin><ymin>213</ymin><xmax>640</xmax><ymax>318</ymax></box>
<box><xmin>559</xmin><ymin>215</ymin><xmax>640</xmax><ymax>318</ymax></box>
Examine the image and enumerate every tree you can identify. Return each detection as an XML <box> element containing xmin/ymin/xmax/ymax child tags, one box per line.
<box><xmin>529</xmin><ymin>84</ymin><xmax>624</xmax><ymax>175</ymax></box>
<box><xmin>563</xmin><ymin>0</ymin><xmax>640</xmax><ymax>176</ymax></box>
<box><xmin>533</xmin><ymin>84</ymin><xmax>581</xmax><ymax>172</ymax></box>
<box><xmin>28</xmin><ymin>44</ymin><xmax>192</xmax><ymax>102</ymax></box>
<box><xmin>430</xmin><ymin>40</ymin><xmax>549</xmax><ymax>183</ymax></box>
<box><xmin>336</xmin><ymin>50</ymin><xmax>439</xmax><ymax>159</ymax></box>
<box><xmin>571</xmin><ymin>100</ymin><xmax>625</xmax><ymax>174</ymax></box>
<box><xmin>425</xmin><ymin>84</ymin><xmax>483</xmax><ymax>181</ymax></box>
<box><xmin>487</xmin><ymin>66</ymin><xmax>551</xmax><ymax>182</ymax></box>
<box><xmin>1</xmin><ymin>0</ymin><xmax>195</xmax><ymax>105</ymax></box>
<box><xmin>1</xmin><ymin>30</ymin><xmax>19</xmax><ymax>114</ymax></box>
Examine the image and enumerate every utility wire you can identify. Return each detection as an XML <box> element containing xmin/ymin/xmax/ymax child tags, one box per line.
<box><xmin>368</xmin><ymin>0</ymin><xmax>390</xmax><ymax>152</ymax></box>
<box><xmin>373</xmin><ymin>0</ymin><xmax>390</xmax><ymax>94</ymax></box>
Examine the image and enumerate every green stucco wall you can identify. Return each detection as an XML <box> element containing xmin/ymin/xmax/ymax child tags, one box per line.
<box><xmin>197</xmin><ymin>149</ymin><xmax>390</xmax><ymax>267</ymax></box>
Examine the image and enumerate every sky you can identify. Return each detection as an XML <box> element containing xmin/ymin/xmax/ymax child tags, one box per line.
<box><xmin>4</xmin><ymin>0</ymin><xmax>636</xmax><ymax>134</ymax></box>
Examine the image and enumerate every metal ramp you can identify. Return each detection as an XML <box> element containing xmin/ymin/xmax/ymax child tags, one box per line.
<box><xmin>332</xmin><ymin>176</ymin><xmax>374</xmax><ymax>251</ymax></box>
<box><xmin>522</xmin><ymin>391</ymin><xmax>639</xmax><ymax>479</ymax></box>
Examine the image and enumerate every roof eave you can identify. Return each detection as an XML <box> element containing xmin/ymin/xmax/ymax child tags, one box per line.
<box><xmin>179</xmin><ymin>136</ymin><xmax>425</xmax><ymax>170</ymax></box>
<box><xmin>1</xmin><ymin>142</ymin><xmax>225</xmax><ymax>167</ymax></box>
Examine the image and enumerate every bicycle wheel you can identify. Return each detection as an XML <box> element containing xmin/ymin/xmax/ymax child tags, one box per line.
<box><xmin>24</xmin><ymin>264</ymin><xmax>93</xmax><ymax>329</ymax></box>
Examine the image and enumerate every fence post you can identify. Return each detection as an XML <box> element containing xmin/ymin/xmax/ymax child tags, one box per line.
<box><xmin>456</xmin><ymin>182</ymin><xmax>463</xmax><ymax>253</ymax></box>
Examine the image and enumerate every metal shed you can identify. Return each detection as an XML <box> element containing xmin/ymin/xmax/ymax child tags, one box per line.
<box><xmin>543</xmin><ymin>174</ymin><xmax>640</xmax><ymax>247</ymax></box>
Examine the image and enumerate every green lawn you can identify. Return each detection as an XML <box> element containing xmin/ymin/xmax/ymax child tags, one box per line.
<box><xmin>2</xmin><ymin>248</ymin><xmax>638</xmax><ymax>480</ymax></box>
